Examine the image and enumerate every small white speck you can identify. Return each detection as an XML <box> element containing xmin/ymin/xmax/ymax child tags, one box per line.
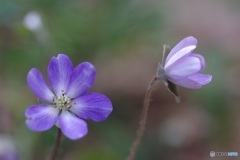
<box><xmin>23</xmin><ymin>11</ymin><xmax>42</xmax><ymax>31</ymax></box>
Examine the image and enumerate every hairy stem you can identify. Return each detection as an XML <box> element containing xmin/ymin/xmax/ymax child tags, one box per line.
<box><xmin>50</xmin><ymin>128</ymin><xmax>62</xmax><ymax>160</ymax></box>
<box><xmin>127</xmin><ymin>76</ymin><xmax>158</xmax><ymax>160</ymax></box>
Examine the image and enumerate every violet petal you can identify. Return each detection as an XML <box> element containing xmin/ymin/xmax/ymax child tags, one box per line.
<box><xmin>25</xmin><ymin>104</ymin><xmax>59</xmax><ymax>131</ymax></box>
<box><xmin>27</xmin><ymin>68</ymin><xmax>55</xmax><ymax>102</ymax></box>
<box><xmin>48</xmin><ymin>54</ymin><xmax>74</xmax><ymax>96</ymax></box>
<box><xmin>59</xmin><ymin>111</ymin><xmax>88</xmax><ymax>140</ymax></box>
<box><xmin>165</xmin><ymin>36</ymin><xmax>197</xmax><ymax>68</ymax></box>
<box><xmin>165</xmin><ymin>55</ymin><xmax>202</xmax><ymax>77</ymax></box>
<box><xmin>67</xmin><ymin>62</ymin><xmax>96</xmax><ymax>98</ymax></box>
<box><xmin>191</xmin><ymin>54</ymin><xmax>205</xmax><ymax>72</ymax></box>
<box><xmin>167</xmin><ymin>75</ymin><xmax>202</xmax><ymax>89</ymax></box>
<box><xmin>188</xmin><ymin>73</ymin><xmax>212</xmax><ymax>85</ymax></box>
<box><xmin>70</xmin><ymin>92</ymin><xmax>113</xmax><ymax>122</ymax></box>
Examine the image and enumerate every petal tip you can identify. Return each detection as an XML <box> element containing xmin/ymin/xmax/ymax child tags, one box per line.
<box><xmin>56</xmin><ymin>53</ymin><xmax>69</xmax><ymax>59</ymax></box>
<box><xmin>204</xmin><ymin>75</ymin><xmax>212</xmax><ymax>84</ymax></box>
<box><xmin>185</xmin><ymin>36</ymin><xmax>197</xmax><ymax>43</ymax></box>
<box><xmin>82</xmin><ymin>61</ymin><xmax>96</xmax><ymax>69</ymax></box>
<box><xmin>59</xmin><ymin>111</ymin><xmax>88</xmax><ymax>140</ymax></box>
<box><xmin>66</xmin><ymin>129</ymin><xmax>88</xmax><ymax>140</ymax></box>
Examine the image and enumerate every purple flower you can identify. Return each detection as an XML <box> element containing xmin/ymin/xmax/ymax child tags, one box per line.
<box><xmin>25</xmin><ymin>54</ymin><xmax>113</xmax><ymax>140</ymax></box>
<box><xmin>158</xmin><ymin>36</ymin><xmax>212</xmax><ymax>89</ymax></box>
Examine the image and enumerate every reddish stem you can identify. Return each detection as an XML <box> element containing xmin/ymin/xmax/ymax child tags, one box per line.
<box><xmin>127</xmin><ymin>76</ymin><xmax>158</xmax><ymax>160</ymax></box>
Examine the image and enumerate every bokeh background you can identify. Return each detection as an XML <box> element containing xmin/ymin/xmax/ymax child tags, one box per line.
<box><xmin>0</xmin><ymin>0</ymin><xmax>240</xmax><ymax>160</ymax></box>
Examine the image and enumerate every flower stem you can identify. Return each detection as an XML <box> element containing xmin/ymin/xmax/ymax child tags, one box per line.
<box><xmin>50</xmin><ymin>128</ymin><xmax>62</xmax><ymax>160</ymax></box>
<box><xmin>127</xmin><ymin>75</ymin><xmax>158</xmax><ymax>160</ymax></box>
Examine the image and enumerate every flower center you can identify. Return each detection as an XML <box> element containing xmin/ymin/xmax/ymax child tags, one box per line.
<box><xmin>53</xmin><ymin>93</ymin><xmax>72</xmax><ymax>110</ymax></box>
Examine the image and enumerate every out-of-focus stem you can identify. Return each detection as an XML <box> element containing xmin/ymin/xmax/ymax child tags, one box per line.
<box><xmin>50</xmin><ymin>128</ymin><xmax>62</xmax><ymax>160</ymax></box>
<box><xmin>127</xmin><ymin>76</ymin><xmax>158</xmax><ymax>160</ymax></box>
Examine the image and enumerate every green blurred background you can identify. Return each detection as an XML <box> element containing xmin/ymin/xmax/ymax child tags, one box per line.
<box><xmin>0</xmin><ymin>0</ymin><xmax>239</xmax><ymax>160</ymax></box>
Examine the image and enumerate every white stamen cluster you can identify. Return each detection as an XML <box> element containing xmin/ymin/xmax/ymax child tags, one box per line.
<box><xmin>53</xmin><ymin>91</ymin><xmax>72</xmax><ymax>110</ymax></box>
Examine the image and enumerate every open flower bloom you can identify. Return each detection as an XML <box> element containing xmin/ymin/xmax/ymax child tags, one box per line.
<box><xmin>158</xmin><ymin>36</ymin><xmax>212</xmax><ymax>89</ymax></box>
<box><xmin>25</xmin><ymin>54</ymin><xmax>113</xmax><ymax>140</ymax></box>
